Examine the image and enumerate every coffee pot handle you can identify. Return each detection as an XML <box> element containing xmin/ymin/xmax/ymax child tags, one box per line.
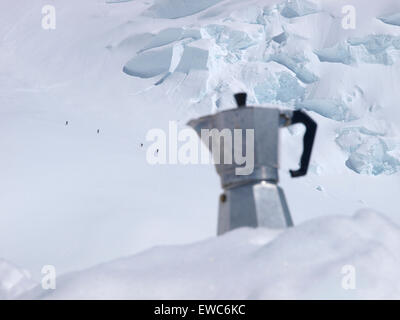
<box><xmin>287</xmin><ymin>110</ymin><xmax>317</xmax><ymax>178</ymax></box>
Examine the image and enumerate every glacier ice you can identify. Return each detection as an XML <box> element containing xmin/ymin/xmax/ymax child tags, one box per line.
<box><xmin>145</xmin><ymin>0</ymin><xmax>222</xmax><ymax>19</ymax></box>
<box><xmin>203</xmin><ymin>24</ymin><xmax>257</xmax><ymax>52</ymax></box>
<box><xmin>279</xmin><ymin>0</ymin><xmax>319</xmax><ymax>18</ymax></box>
<box><xmin>123</xmin><ymin>27</ymin><xmax>206</xmax><ymax>81</ymax></box>
<box><xmin>348</xmin><ymin>35</ymin><xmax>400</xmax><ymax>65</ymax></box>
<box><xmin>123</xmin><ymin>44</ymin><xmax>208</xmax><ymax>83</ymax></box>
<box><xmin>345</xmin><ymin>140</ymin><xmax>399</xmax><ymax>175</ymax></box>
<box><xmin>123</xmin><ymin>47</ymin><xmax>173</xmax><ymax>78</ymax></box>
<box><xmin>138</xmin><ymin>28</ymin><xmax>201</xmax><ymax>53</ymax></box>
<box><xmin>124</xmin><ymin>1</ymin><xmax>322</xmax><ymax>111</ymax></box>
<box><xmin>200</xmin><ymin>23</ymin><xmax>263</xmax><ymax>67</ymax></box>
<box><xmin>139</xmin><ymin>28</ymin><xmax>183</xmax><ymax>53</ymax></box>
<box><xmin>175</xmin><ymin>46</ymin><xmax>209</xmax><ymax>73</ymax></box>
<box><xmin>335</xmin><ymin>127</ymin><xmax>400</xmax><ymax>175</ymax></box>
<box><xmin>253</xmin><ymin>73</ymin><xmax>279</xmax><ymax>104</ymax></box>
<box><xmin>272</xmin><ymin>32</ymin><xmax>289</xmax><ymax>44</ymax></box>
<box><xmin>115</xmin><ymin>33</ymin><xmax>154</xmax><ymax>51</ymax></box>
<box><xmin>276</xmin><ymin>72</ymin><xmax>306</xmax><ymax>102</ymax></box>
<box><xmin>314</xmin><ymin>42</ymin><xmax>353</xmax><ymax>65</ymax></box>
<box><xmin>263</xmin><ymin>6</ymin><xmax>286</xmax><ymax>38</ymax></box>
<box><xmin>229</xmin><ymin>5</ymin><xmax>265</xmax><ymax>25</ymax></box>
<box><xmin>335</xmin><ymin>127</ymin><xmax>366</xmax><ymax>153</ymax></box>
<box><xmin>316</xmin><ymin>35</ymin><xmax>400</xmax><ymax>66</ymax></box>
<box><xmin>254</xmin><ymin>71</ymin><xmax>305</xmax><ymax>104</ymax></box>
<box><xmin>119</xmin><ymin>0</ymin><xmax>400</xmax><ymax>179</ymax></box>
<box><xmin>182</xmin><ymin>29</ymin><xmax>203</xmax><ymax>41</ymax></box>
<box><xmin>349</xmin><ymin>35</ymin><xmax>397</xmax><ymax>54</ymax></box>
<box><xmin>296</xmin><ymin>86</ymin><xmax>366</xmax><ymax>121</ymax></box>
<box><xmin>269</xmin><ymin>53</ymin><xmax>319</xmax><ymax>84</ymax></box>
<box><xmin>378</xmin><ymin>13</ymin><xmax>400</xmax><ymax>26</ymax></box>
<box><xmin>297</xmin><ymin>99</ymin><xmax>355</xmax><ymax>121</ymax></box>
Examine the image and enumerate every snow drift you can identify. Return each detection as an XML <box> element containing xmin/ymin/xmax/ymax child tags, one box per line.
<box><xmin>18</xmin><ymin>210</ymin><xmax>400</xmax><ymax>300</ymax></box>
<box><xmin>0</xmin><ymin>260</ymin><xmax>35</xmax><ymax>299</ymax></box>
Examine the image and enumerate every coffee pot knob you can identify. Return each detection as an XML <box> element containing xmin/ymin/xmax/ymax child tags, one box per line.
<box><xmin>234</xmin><ymin>92</ymin><xmax>247</xmax><ymax>108</ymax></box>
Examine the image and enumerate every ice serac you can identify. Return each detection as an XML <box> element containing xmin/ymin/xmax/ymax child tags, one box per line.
<box><xmin>175</xmin><ymin>46</ymin><xmax>208</xmax><ymax>73</ymax></box>
<box><xmin>230</xmin><ymin>5</ymin><xmax>265</xmax><ymax>24</ymax></box>
<box><xmin>138</xmin><ymin>28</ymin><xmax>201</xmax><ymax>53</ymax></box>
<box><xmin>296</xmin><ymin>99</ymin><xmax>353</xmax><ymax>121</ymax></box>
<box><xmin>335</xmin><ymin>127</ymin><xmax>400</xmax><ymax>175</ymax></box>
<box><xmin>348</xmin><ymin>35</ymin><xmax>400</xmax><ymax>65</ymax></box>
<box><xmin>270</xmin><ymin>53</ymin><xmax>319</xmax><ymax>84</ymax></box>
<box><xmin>123</xmin><ymin>47</ymin><xmax>173</xmax><ymax>78</ymax></box>
<box><xmin>297</xmin><ymin>84</ymin><xmax>368</xmax><ymax>121</ymax></box>
<box><xmin>279</xmin><ymin>0</ymin><xmax>319</xmax><ymax>18</ymax></box>
<box><xmin>314</xmin><ymin>42</ymin><xmax>353</xmax><ymax>65</ymax></box>
<box><xmin>378</xmin><ymin>13</ymin><xmax>400</xmax><ymax>26</ymax></box>
<box><xmin>145</xmin><ymin>0</ymin><xmax>223</xmax><ymax>19</ymax></box>
<box><xmin>204</xmin><ymin>25</ymin><xmax>257</xmax><ymax>51</ymax></box>
<box><xmin>272</xmin><ymin>32</ymin><xmax>288</xmax><ymax>44</ymax></box>
<box><xmin>316</xmin><ymin>35</ymin><xmax>400</xmax><ymax>65</ymax></box>
<box><xmin>254</xmin><ymin>71</ymin><xmax>305</xmax><ymax>104</ymax></box>
<box><xmin>297</xmin><ymin>95</ymin><xmax>367</xmax><ymax>122</ymax></box>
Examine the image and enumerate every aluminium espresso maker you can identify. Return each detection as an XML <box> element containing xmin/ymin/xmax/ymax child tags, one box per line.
<box><xmin>188</xmin><ymin>93</ymin><xmax>317</xmax><ymax>235</ymax></box>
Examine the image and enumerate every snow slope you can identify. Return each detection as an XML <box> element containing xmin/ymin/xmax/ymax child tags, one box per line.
<box><xmin>20</xmin><ymin>210</ymin><xmax>400</xmax><ymax>299</ymax></box>
<box><xmin>1</xmin><ymin>0</ymin><xmax>400</xmax><ymax>289</ymax></box>
<box><xmin>0</xmin><ymin>259</ymin><xmax>35</xmax><ymax>299</ymax></box>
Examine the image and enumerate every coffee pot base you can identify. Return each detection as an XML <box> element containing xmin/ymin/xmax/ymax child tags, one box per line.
<box><xmin>217</xmin><ymin>181</ymin><xmax>293</xmax><ymax>235</ymax></box>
